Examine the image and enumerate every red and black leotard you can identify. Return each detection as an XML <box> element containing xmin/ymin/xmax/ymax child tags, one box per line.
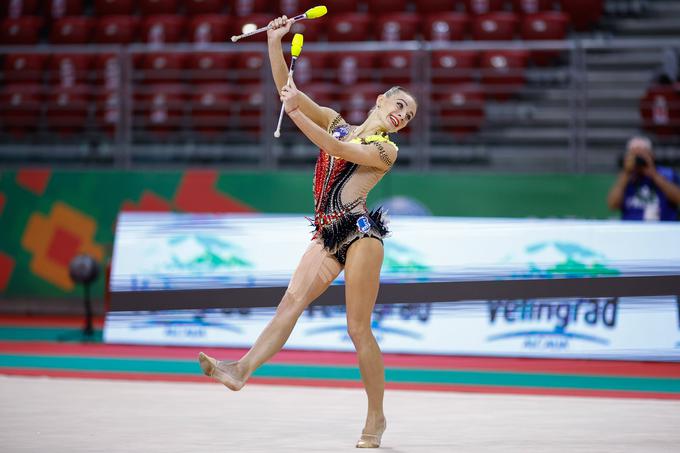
<box><xmin>311</xmin><ymin>114</ymin><xmax>396</xmax><ymax>264</ymax></box>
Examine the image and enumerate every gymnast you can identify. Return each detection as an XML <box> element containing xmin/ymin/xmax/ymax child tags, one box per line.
<box><xmin>199</xmin><ymin>15</ymin><xmax>417</xmax><ymax>449</ymax></box>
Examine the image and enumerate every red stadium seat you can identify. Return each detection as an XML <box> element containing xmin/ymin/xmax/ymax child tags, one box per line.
<box><xmin>139</xmin><ymin>0</ymin><xmax>179</xmax><ymax>15</ymax></box>
<box><xmin>3</xmin><ymin>53</ymin><xmax>46</xmax><ymax>83</ymax></box>
<box><xmin>480</xmin><ymin>49</ymin><xmax>529</xmax><ymax>100</ymax></box>
<box><xmin>135</xmin><ymin>83</ymin><xmax>187</xmax><ymax>136</ymax></box>
<box><xmin>423</xmin><ymin>13</ymin><xmax>469</xmax><ymax>41</ymax></box>
<box><xmin>463</xmin><ymin>0</ymin><xmax>505</xmax><ymax>14</ymax></box>
<box><xmin>289</xmin><ymin>18</ymin><xmax>323</xmax><ymax>43</ymax></box>
<box><xmin>233</xmin><ymin>0</ymin><xmax>268</xmax><ymax>17</ymax></box>
<box><xmin>232</xmin><ymin>14</ymin><xmax>271</xmax><ymax>42</ymax></box>
<box><xmin>139</xmin><ymin>53</ymin><xmax>187</xmax><ymax>84</ymax></box>
<box><xmin>237</xmin><ymin>83</ymin><xmax>265</xmax><ymax>134</ymax></box>
<box><xmin>93</xmin><ymin>54</ymin><xmax>124</xmax><ymax>134</ymax></box>
<box><xmin>335</xmin><ymin>51</ymin><xmax>377</xmax><ymax>86</ymax></box>
<box><xmin>301</xmin><ymin>81</ymin><xmax>336</xmax><ymax>107</ymax></box>
<box><xmin>380</xmin><ymin>52</ymin><xmax>415</xmax><ymax>85</ymax></box>
<box><xmin>327</xmin><ymin>13</ymin><xmax>371</xmax><ymax>42</ymax></box>
<box><xmin>187</xmin><ymin>52</ymin><xmax>232</xmax><ymax>84</ymax></box>
<box><xmin>322</xmin><ymin>0</ymin><xmax>358</xmax><ymax>15</ymax></box>
<box><xmin>190</xmin><ymin>83</ymin><xmax>236</xmax><ymax>136</ymax></box>
<box><xmin>235</xmin><ymin>52</ymin><xmax>266</xmax><ymax>83</ymax></box>
<box><xmin>94</xmin><ymin>0</ymin><xmax>134</xmax><ymax>16</ymax></box>
<box><xmin>416</xmin><ymin>0</ymin><xmax>457</xmax><ymax>14</ymax></box>
<box><xmin>95</xmin><ymin>16</ymin><xmax>138</xmax><ymax>43</ymax></box>
<box><xmin>49</xmin><ymin>54</ymin><xmax>92</xmax><ymax>88</ymax></box>
<box><xmin>521</xmin><ymin>12</ymin><xmax>568</xmax><ymax>39</ymax></box>
<box><xmin>2</xmin><ymin>0</ymin><xmax>40</xmax><ymax>18</ymax></box>
<box><xmin>1</xmin><ymin>17</ymin><xmax>42</xmax><ymax>44</ymax></box>
<box><xmin>234</xmin><ymin>51</ymin><xmax>266</xmax><ymax>83</ymax></box>
<box><xmin>431</xmin><ymin>50</ymin><xmax>479</xmax><ymax>84</ymax></box>
<box><xmin>338</xmin><ymin>82</ymin><xmax>382</xmax><ymax>125</ymax></box>
<box><xmin>185</xmin><ymin>0</ymin><xmax>224</xmax><ymax>15</ymax></box>
<box><xmin>95</xmin><ymin>88</ymin><xmax>120</xmax><ymax>135</ymax></box>
<box><xmin>188</xmin><ymin>15</ymin><xmax>230</xmax><ymax>44</ymax></box>
<box><xmin>377</xmin><ymin>13</ymin><xmax>420</xmax><ymax>42</ymax></box>
<box><xmin>511</xmin><ymin>0</ymin><xmax>554</xmax><ymax>14</ymax></box>
<box><xmin>93</xmin><ymin>54</ymin><xmax>122</xmax><ymax>90</ymax></box>
<box><xmin>47</xmin><ymin>0</ymin><xmax>84</xmax><ymax>18</ymax></box>
<box><xmin>280</xmin><ymin>0</ymin><xmax>313</xmax><ymax>17</ymax></box>
<box><xmin>521</xmin><ymin>12</ymin><xmax>569</xmax><ymax>65</ymax></box>
<box><xmin>294</xmin><ymin>52</ymin><xmax>328</xmax><ymax>85</ymax></box>
<box><xmin>0</xmin><ymin>83</ymin><xmax>43</xmax><ymax>137</ymax></box>
<box><xmin>367</xmin><ymin>0</ymin><xmax>408</xmax><ymax>14</ymax></box>
<box><xmin>433</xmin><ymin>83</ymin><xmax>485</xmax><ymax>136</ymax></box>
<box><xmin>472</xmin><ymin>12</ymin><xmax>518</xmax><ymax>41</ymax></box>
<box><xmin>50</xmin><ymin>16</ymin><xmax>93</xmax><ymax>44</ymax></box>
<box><xmin>141</xmin><ymin>15</ymin><xmax>185</xmax><ymax>44</ymax></box>
<box><xmin>640</xmin><ymin>85</ymin><xmax>680</xmax><ymax>137</ymax></box>
<box><xmin>46</xmin><ymin>85</ymin><xmax>91</xmax><ymax>135</ymax></box>
<box><xmin>560</xmin><ymin>0</ymin><xmax>603</xmax><ymax>31</ymax></box>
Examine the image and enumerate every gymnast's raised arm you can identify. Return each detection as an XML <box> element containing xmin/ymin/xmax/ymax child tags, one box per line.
<box><xmin>281</xmin><ymin>80</ymin><xmax>397</xmax><ymax>172</ymax></box>
<box><xmin>267</xmin><ymin>15</ymin><xmax>338</xmax><ymax>131</ymax></box>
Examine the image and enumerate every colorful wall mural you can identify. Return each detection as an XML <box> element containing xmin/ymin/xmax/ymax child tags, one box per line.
<box><xmin>0</xmin><ymin>168</ymin><xmax>615</xmax><ymax>299</ymax></box>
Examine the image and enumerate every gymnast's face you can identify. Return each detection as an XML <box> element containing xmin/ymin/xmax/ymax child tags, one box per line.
<box><xmin>376</xmin><ymin>90</ymin><xmax>417</xmax><ymax>133</ymax></box>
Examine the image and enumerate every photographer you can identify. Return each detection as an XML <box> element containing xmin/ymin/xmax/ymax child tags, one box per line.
<box><xmin>607</xmin><ymin>136</ymin><xmax>680</xmax><ymax>221</ymax></box>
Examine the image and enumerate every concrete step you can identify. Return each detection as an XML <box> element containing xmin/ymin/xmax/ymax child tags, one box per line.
<box><xmin>540</xmin><ymin>88</ymin><xmax>644</xmax><ymax>102</ymax></box>
<box><xmin>586</xmin><ymin>127</ymin><xmax>642</xmax><ymax>141</ymax></box>
<box><xmin>645</xmin><ymin>0</ymin><xmax>680</xmax><ymax>15</ymax></box>
<box><xmin>486</xmin><ymin>105</ymin><xmax>640</xmax><ymax>126</ymax></box>
<box><xmin>478</xmin><ymin>127</ymin><xmax>571</xmax><ymax>143</ymax></box>
<box><xmin>609</xmin><ymin>18</ymin><xmax>680</xmax><ymax>35</ymax></box>
<box><xmin>586</xmin><ymin>70</ymin><xmax>654</xmax><ymax>84</ymax></box>
<box><xmin>585</xmin><ymin>50</ymin><xmax>665</xmax><ymax>69</ymax></box>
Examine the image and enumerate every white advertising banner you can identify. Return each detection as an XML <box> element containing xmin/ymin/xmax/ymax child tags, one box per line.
<box><xmin>110</xmin><ymin>213</ymin><xmax>680</xmax><ymax>291</ymax></box>
<box><xmin>106</xmin><ymin>213</ymin><xmax>680</xmax><ymax>361</ymax></box>
<box><xmin>104</xmin><ymin>297</ymin><xmax>680</xmax><ymax>361</ymax></box>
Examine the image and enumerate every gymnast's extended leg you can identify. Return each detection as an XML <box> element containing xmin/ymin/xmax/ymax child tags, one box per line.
<box><xmin>198</xmin><ymin>241</ymin><xmax>342</xmax><ymax>390</ymax></box>
<box><xmin>344</xmin><ymin>237</ymin><xmax>387</xmax><ymax>448</ymax></box>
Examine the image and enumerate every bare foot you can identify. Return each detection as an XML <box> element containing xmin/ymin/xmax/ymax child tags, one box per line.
<box><xmin>198</xmin><ymin>352</ymin><xmax>246</xmax><ymax>391</ymax></box>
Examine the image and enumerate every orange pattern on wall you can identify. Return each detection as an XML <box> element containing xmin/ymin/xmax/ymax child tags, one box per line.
<box><xmin>21</xmin><ymin>202</ymin><xmax>105</xmax><ymax>291</ymax></box>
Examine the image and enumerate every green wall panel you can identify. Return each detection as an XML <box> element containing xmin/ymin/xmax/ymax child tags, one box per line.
<box><xmin>0</xmin><ymin>169</ymin><xmax>618</xmax><ymax>300</ymax></box>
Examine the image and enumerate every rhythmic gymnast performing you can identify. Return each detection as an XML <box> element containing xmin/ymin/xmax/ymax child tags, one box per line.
<box><xmin>199</xmin><ymin>13</ymin><xmax>417</xmax><ymax>449</ymax></box>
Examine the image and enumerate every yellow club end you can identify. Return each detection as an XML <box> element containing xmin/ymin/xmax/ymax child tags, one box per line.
<box><xmin>291</xmin><ymin>33</ymin><xmax>304</xmax><ymax>57</ymax></box>
<box><xmin>305</xmin><ymin>5</ymin><xmax>327</xmax><ymax>19</ymax></box>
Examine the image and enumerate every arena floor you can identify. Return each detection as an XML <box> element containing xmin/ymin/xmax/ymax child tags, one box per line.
<box><xmin>1</xmin><ymin>375</ymin><xmax>679</xmax><ymax>453</ymax></box>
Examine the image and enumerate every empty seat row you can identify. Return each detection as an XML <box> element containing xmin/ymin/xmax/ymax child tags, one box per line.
<box><xmin>0</xmin><ymin>80</ymin><xmax>490</xmax><ymax>138</ymax></box>
<box><xmin>2</xmin><ymin>0</ymin><xmax>264</xmax><ymax>18</ymax></box>
<box><xmin>2</xmin><ymin>49</ymin><xmax>535</xmax><ymax>92</ymax></box>
<box><xmin>2</xmin><ymin>0</ymin><xmax>603</xmax><ymax>24</ymax></box>
<box><xmin>0</xmin><ymin>81</ymin><xmax>271</xmax><ymax>137</ymax></box>
<box><xmin>1</xmin><ymin>11</ymin><xmax>571</xmax><ymax>44</ymax></box>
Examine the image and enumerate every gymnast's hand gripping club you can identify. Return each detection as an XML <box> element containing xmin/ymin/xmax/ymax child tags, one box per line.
<box><xmin>230</xmin><ymin>5</ymin><xmax>326</xmax><ymax>42</ymax></box>
<box><xmin>274</xmin><ymin>33</ymin><xmax>303</xmax><ymax>139</ymax></box>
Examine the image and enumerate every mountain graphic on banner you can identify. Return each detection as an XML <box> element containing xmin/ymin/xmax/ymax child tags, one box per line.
<box><xmin>504</xmin><ymin>241</ymin><xmax>620</xmax><ymax>278</ymax></box>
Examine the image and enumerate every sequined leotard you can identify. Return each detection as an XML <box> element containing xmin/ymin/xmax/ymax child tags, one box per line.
<box><xmin>311</xmin><ymin>114</ymin><xmax>398</xmax><ymax>264</ymax></box>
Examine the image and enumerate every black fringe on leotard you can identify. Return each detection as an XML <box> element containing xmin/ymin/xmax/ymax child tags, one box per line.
<box><xmin>312</xmin><ymin>208</ymin><xmax>390</xmax><ymax>254</ymax></box>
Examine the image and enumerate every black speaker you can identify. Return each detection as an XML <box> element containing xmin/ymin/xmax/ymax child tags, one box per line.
<box><xmin>66</xmin><ymin>254</ymin><xmax>100</xmax><ymax>340</ymax></box>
